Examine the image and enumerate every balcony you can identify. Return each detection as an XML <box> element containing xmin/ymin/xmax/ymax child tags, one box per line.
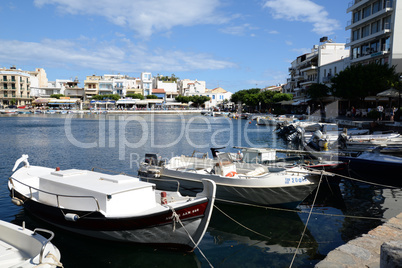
<box><xmin>300</xmin><ymin>65</ymin><xmax>317</xmax><ymax>73</ymax></box>
<box><xmin>347</xmin><ymin>0</ymin><xmax>369</xmax><ymax>13</ymax></box>
<box><xmin>346</xmin><ymin>8</ymin><xmax>393</xmax><ymax>30</ymax></box>
<box><xmin>346</xmin><ymin>28</ymin><xmax>391</xmax><ymax>47</ymax></box>
<box><xmin>351</xmin><ymin>49</ymin><xmax>390</xmax><ymax>63</ymax></box>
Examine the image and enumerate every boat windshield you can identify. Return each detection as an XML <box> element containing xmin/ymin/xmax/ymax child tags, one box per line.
<box><xmin>216</xmin><ymin>153</ymin><xmax>234</xmax><ymax>165</ymax></box>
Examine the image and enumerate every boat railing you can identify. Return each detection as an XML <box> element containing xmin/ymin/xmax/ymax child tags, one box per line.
<box><xmin>9</xmin><ymin>177</ymin><xmax>101</xmax><ymax>212</ymax></box>
<box><xmin>33</xmin><ymin>228</ymin><xmax>55</xmax><ymax>264</ymax></box>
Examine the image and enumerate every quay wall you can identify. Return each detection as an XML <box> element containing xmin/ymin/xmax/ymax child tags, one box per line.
<box><xmin>315</xmin><ymin>213</ymin><xmax>402</xmax><ymax>268</ymax></box>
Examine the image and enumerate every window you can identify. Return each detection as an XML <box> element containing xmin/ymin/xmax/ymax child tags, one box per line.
<box><xmin>2</xmin><ymin>76</ymin><xmax>6</xmax><ymax>81</ymax></box>
<box><xmin>362</xmin><ymin>44</ymin><xmax>370</xmax><ymax>55</ymax></box>
<box><xmin>362</xmin><ymin>5</ymin><xmax>371</xmax><ymax>18</ymax></box>
<box><xmin>362</xmin><ymin>25</ymin><xmax>370</xmax><ymax>38</ymax></box>
<box><xmin>4</xmin><ymin>92</ymin><xmax>7</xmax><ymax>97</ymax></box>
<box><xmin>353</xmin><ymin>11</ymin><xmax>360</xmax><ymax>23</ymax></box>
<box><xmin>372</xmin><ymin>1</ymin><xmax>381</xmax><ymax>13</ymax></box>
<box><xmin>334</xmin><ymin>67</ymin><xmax>337</xmax><ymax>74</ymax></box>
<box><xmin>323</xmin><ymin>69</ymin><xmax>327</xmax><ymax>77</ymax></box>
<box><xmin>212</xmin><ymin>95</ymin><xmax>215</xmax><ymax>99</ymax></box>
<box><xmin>370</xmin><ymin>41</ymin><xmax>379</xmax><ymax>53</ymax></box>
<box><xmin>11</xmin><ymin>76</ymin><xmax>15</xmax><ymax>81</ymax></box>
<box><xmin>353</xmin><ymin>29</ymin><xmax>360</xmax><ymax>41</ymax></box>
<box><xmin>371</xmin><ymin>20</ymin><xmax>380</xmax><ymax>34</ymax></box>
<box><xmin>381</xmin><ymin>36</ymin><xmax>390</xmax><ymax>51</ymax></box>
<box><xmin>3</xmin><ymin>83</ymin><xmax>7</xmax><ymax>89</ymax></box>
<box><xmin>383</xmin><ymin>16</ymin><xmax>391</xmax><ymax>29</ymax></box>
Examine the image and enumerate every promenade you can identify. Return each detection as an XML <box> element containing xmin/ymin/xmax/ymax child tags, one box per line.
<box><xmin>315</xmin><ymin>213</ymin><xmax>402</xmax><ymax>268</ymax></box>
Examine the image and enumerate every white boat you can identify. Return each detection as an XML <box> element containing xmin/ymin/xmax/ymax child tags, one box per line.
<box><xmin>9</xmin><ymin>155</ymin><xmax>216</xmax><ymax>251</ymax></box>
<box><xmin>138</xmin><ymin>152</ymin><xmax>319</xmax><ymax>208</ymax></box>
<box><xmin>257</xmin><ymin>115</ymin><xmax>298</xmax><ymax>126</ymax></box>
<box><xmin>337</xmin><ymin>132</ymin><xmax>402</xmax><ymax>152</ymax></box>
<box><xmin>0</xmin><ymin>220</ymin><xmax>62</xmax><ymax>268</ymax></box>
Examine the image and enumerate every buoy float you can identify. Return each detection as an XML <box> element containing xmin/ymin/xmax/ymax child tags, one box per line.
<box><xmin>225</xmin><ymin>171</ymin><xmax>237</xmax><ymax>177</ymax></box>
<box><xmin>161</xmin><ymin>192</ymin><xmax>167</xmax><ymax>204</ymax></box>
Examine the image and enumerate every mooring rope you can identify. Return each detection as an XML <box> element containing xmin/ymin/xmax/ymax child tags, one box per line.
<box><xmin>289</xmin><ymin>173</ymin><xmax>323</xmax><ymax>268</ymax></box>
<box><xmin>168</xmin><ymin>206</ymin><xmax>214</xmax><ymax>268</ymax></box>
<box><xmin>213</xmin><ymin>205</ymin><xmax>271</xmax><ymax>240</ymax></box>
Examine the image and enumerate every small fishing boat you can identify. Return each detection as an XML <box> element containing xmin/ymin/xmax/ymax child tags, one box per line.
<box><xmin>9</xmin><ymin>155</ymin><xmax>216</xmax><ymax>251</ymax></box>
<box><xmin>138</xmin><ymin>152</ymin><xmax>320</xmax><ymax>208</ymax></box>
<box><xmin>336</xmin><ymin>150</ymin><xmax>402</xmax><ymax>187</ymax></box>
<box><xmin>0</xmin><ymin>219</ymin><xmax>62</xmax><ymax>268</ymax></box>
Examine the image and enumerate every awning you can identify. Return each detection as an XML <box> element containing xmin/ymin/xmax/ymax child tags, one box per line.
<box><xmin>116</xmin><ymin>99</ymin><xmax>140</xmax><ymax>105</ymax></box>
<box><xmin>33</xmin><ymin>98</ymin><xmax>52</xmax><ymax>104</ymax></box>
<box><xmin>278</xmin><ymin>100</ymin><xmax>294</xmax><ymax>105</ymax></box>
<box><xmin>364</xmin><ymin>96</ymin><xmax>389</xmax><ymax>101</ymax></box>
<box><xmin>377</xmin><ymin>88</ymin><xmax>400</xmax><ymax>98</ymax></box>
<box><xmin>165</xmin><ymin>102</ymin><xmax>188</xmax><ymax>106</ymax></box>
<box><xmin>48</xmin><ymin>99</ymin><xmax>78</xmax><ymax>105</ymax></box>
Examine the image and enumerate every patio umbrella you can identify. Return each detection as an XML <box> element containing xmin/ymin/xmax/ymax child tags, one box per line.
<box><xmin>376</xmin><ymin>88</ymin><xmax>400</xmax><ymax>98</ymax></box>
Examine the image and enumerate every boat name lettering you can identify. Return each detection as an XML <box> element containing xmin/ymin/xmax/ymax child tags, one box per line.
<box><xmin>285</xmin><ymin>177</ymin><xmax>307</xmax><ymax>184</ymax></box>
<box><xmin>166</xmin><ymin>208</ymin><xmax>199</xmax><ymax>220</ymax></box>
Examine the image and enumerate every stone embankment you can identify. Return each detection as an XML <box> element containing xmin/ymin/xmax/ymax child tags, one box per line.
<box><xmin>315</xmin><ymin>213</ymin><xmax>402</xmax><ymax>268</ymax></box>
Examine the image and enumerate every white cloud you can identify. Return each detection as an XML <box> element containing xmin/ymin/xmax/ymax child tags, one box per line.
<box><xmin>263</xmin><ymin>0</ymin><xmax>340</xmax><ymax>35</ymax></box>
<box><xmin>220</xmin><ymin>24</ymin><xmax>257</xmax><ymax>36</ymax></box>
<box><xmin>285</xmin><ymin>40</ymin><xmax>293</xmax><ymax>46</ymax></box>
<box><xmin>0</xmin><ymin>38</ymin><xmax>236</xmax><ymax>72</ymax></box>
<box><xmin>34</xmin><ymin>0</ymin><xmax>229</xmax><ymax>38</ymax></box>
<box><xmin>268</xmin><ymin>30</ymin><xmax>279</xmax><ymax>34</ymax></box>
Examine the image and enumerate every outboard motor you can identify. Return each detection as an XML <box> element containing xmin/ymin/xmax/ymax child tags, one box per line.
<box><xmin>211</xmin><ymin>147</ymin><xmax>225</xmax><ymax>158</ymax></box>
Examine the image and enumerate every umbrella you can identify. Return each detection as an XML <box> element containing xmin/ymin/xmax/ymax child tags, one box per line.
<box><xmin>376</xmin><ymin>88</ymin><xmax>400</xmax><ymax>98</ymax></box>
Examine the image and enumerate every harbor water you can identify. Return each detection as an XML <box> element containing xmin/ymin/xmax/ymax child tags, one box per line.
<box><xmin>0</xmin><ymin>113</ymin><xmax>401</xmax><ymax>267</ymax></box>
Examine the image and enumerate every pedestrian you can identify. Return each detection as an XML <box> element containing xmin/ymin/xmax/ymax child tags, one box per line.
<box><xmin>377</xmin><ymin>105</ymin><xmax>384</xmax><ymax>121</ymax></box>
<box><xmin>306</xmin><ymin>105</ymin><xmax>310</xmax><ymax>116</ymax></box>
<box><xmin>390</xmin><ymin>107</ymin><xmax>396</xmax><ymax>121</ymax></box>
<box><xmin>352</xmin><ymin>106</ymin><xmax>356</xmax><ymax>119</ymax></box>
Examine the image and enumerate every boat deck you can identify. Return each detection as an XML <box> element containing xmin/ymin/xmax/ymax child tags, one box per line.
<box><xmin>0</xmin><ymin>240</ymin><xmax>29</xmax><ymax>267</ymax></box>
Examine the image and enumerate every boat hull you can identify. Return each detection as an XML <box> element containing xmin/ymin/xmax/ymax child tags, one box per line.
<box><xmin>140</xmin><ymin>167</ymin><xmax>318</xmax><ymax>208</ymax></box>
<box><xmin>12</xmin><ymin>189</ymin><xmax>210</xmax><ymax>251</ymax></box>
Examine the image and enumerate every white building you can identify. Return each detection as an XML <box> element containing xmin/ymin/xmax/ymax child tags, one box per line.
<box><xmin>178</xmin><ymin>79</ymin><xmax>206</xmax><ymax>95</ymax></box>
<box><xmin>203</xmin><ymin>87</ymin><xmax>232</xmax><ymax>109</ymax></box>
<box><xmin>346</xmin><ymin>0</ymin><xmax>402</xmax><ymax>73</ymax></box>
<box><xmin>141</xmin><ymin>72</ymin><xmax>152</xmax><ymax>96</ymax></box>
<box><xmin>284</xmin><ymin>39</ymin><xmax>350</xmax><ymax>101</ymax></box>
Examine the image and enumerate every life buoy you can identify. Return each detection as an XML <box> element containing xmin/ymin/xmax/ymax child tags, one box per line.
<box><xmin>225</xmin><ymin>171</ymin><xmax>237</xmax><ymax>177</ymax></box>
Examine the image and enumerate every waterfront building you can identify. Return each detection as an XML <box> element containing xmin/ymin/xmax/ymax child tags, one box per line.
<box><xmin>0</xmin><ymin>66</ymin><xmax>32</xmax><ymax>107</ymax></box>
<box><xmin>284</xmin><ymin>39</ymin><xmax>350</xmax><ymax>102</ymax></box>
<box><xmin>141</xmin><ymin>72</ymin><xmax>152</xmax><ymax>96</ymax></box>
<box><xmin>178</xmin><ymin>79</ymin><xmax>206</xmax><ymax>96</ymax></box>
<box><xmin>203</xmin><ymin>87</ymin><xmax>232</xmax><ymax>109</ymax></box>
<box><xmin>84</xmin><ymin>75</ymin><xmax>101</xmax><ymax>99</ymax></box>
<box><xmin>154</xmin><ymin>75</ymin><xmax>179</xmax><ymax>102</ymax></box>
<box><xmin>64</xmin><ymin>78</ymin><xmax>84</xmax><ymax>99</ymax></box>
<box><xmin>125</xmin><ymin>77</ymin><xmax>143</xmax><ymax>96</ymax></box>
<box><xmin>346</xmin><ymin>0</ymin><xmax>402</xmax><ymax>73</ymax></box>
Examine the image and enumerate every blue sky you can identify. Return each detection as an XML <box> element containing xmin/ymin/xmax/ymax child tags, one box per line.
<box><xmin>0</xmin><ymin>0</ymin><xmax>351</xmax><ymax>92</ymax></box>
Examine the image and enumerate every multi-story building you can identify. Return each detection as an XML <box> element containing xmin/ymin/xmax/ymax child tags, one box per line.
<box><xmin>0</xmin><ymin>66</ymin><xmax>32</xmax><ymax>107</ymax></box>
<box><xmin>346</xmin><ymin>0</ymin><xmax>402</xmax><ymax>73</ymax></box>
<box><xmin>64</xmin><ymin>78</ymin><xmax>84</xmax><ymax>99</ymax></box>
<box><xmin>203</xmin><ymin>87</ymin><xmax>232</xmax><ymax>109</ymax></box>
<box><xmin>125</xmin><ymin>77</ymin><xmax>142</xmax><ymax>95</ymax></box>
<box><xmin>154</xmin><ymin>75</ymin><xmax>179</xmax><ymax>102</ymax></box>
<box><xmin>178</xmin><ymin>79</ymin><xmax>206</xmax><ymax>95</ymax></box>
<box><xmin>284</xmin><ymin>40</ymin><xmax>350</xmax><ymax>101</ymax></box>
<box><xmin>84</xmin><ymin>75</ymin><xmax>101</xmax><ymax>99</ymax></box>
<box><xmin>141</xmin><ymin>72</ymin><xmax>152</xmax><ymax>96</ymax></box>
